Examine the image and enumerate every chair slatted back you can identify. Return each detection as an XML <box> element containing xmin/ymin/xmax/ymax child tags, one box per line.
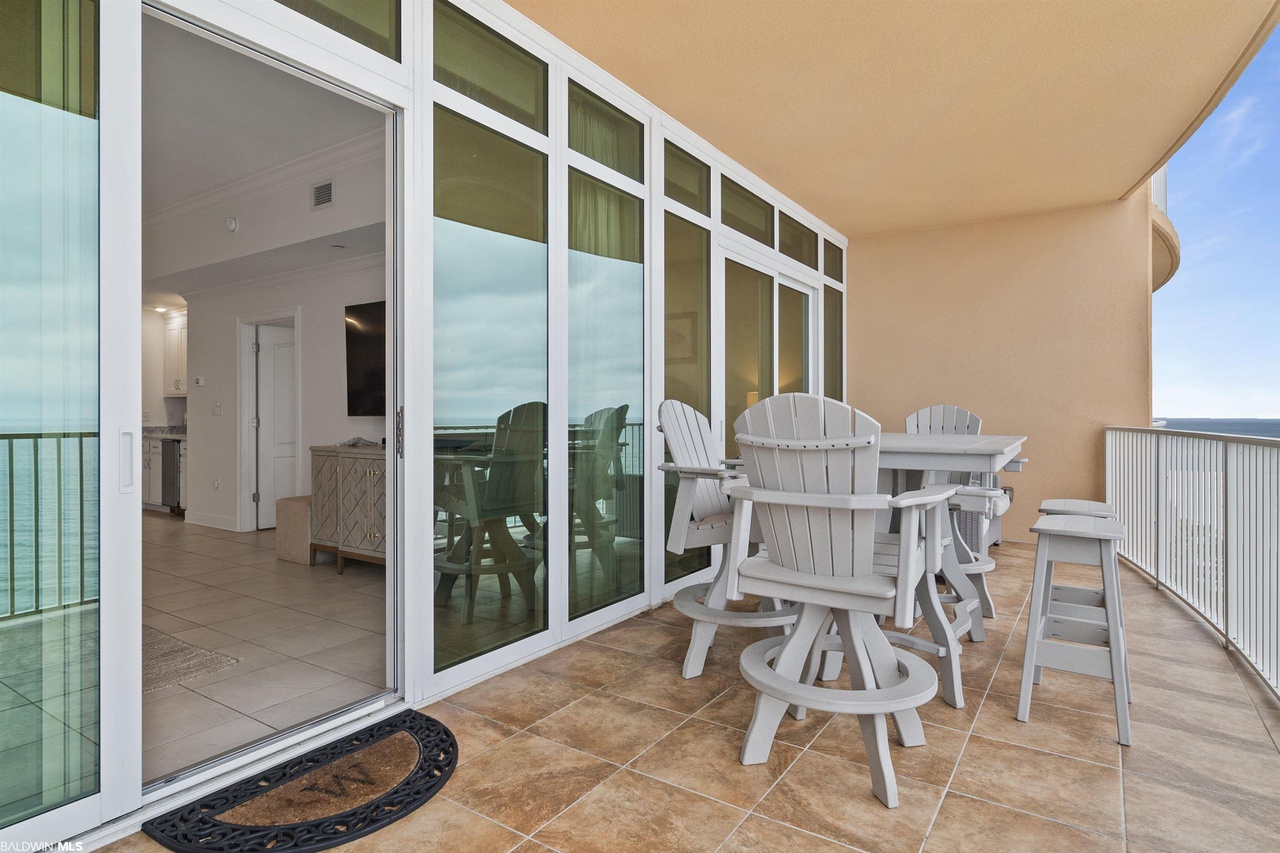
<box><xmin>577</xmin><ymin>405</ymin><xmax>628</xmax><ymax>502</ymax></box>
<box><xmin>735</xmin><ymin>393</ymin><xmax>881</xmax><ymax>580</ymax></box>
<box><xmin>906</xmin><ymin>404</ymin><xmax>981</xmax><ymax>487</ymax></box>
<box><xmin>906</xmin><ymin>404</ymin><xmax>981</xmax><ymax>437</ymax></box>
<box><xmin>658</xmin><ymin>400</ymin><xmax>730</xmax><ymax>522</ymax></box>
<box><xmin>485</xmin><ymin>401</ymin><xmax>546</xmax><ymax>516</ymax></box>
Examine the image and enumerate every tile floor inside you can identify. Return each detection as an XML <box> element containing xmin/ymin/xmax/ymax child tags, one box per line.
<box><xmin>140</xmin><ymin>510</ymin><xmax>387</xmax><ymax>782</ymax></box>
<box><xmin>107</xmin><ymin>540</ymin><xmax>1280</xmax><ymax>852</ymax></box>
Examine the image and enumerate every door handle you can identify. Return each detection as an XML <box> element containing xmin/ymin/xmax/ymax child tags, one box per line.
<box><xmin>119</xmin><ymin>428</ymin><xmax>136</xmax><ymax>493</ymax></box>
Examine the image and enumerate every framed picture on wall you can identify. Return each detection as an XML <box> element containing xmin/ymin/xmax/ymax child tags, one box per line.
<box><xmin>666</xmin><ymin>311</ymin><xmax>698</xmax><ymax>364</ymax></box>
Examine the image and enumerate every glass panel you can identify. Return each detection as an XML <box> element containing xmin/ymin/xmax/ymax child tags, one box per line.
<box><xmin>824</xmin><ymin>286</ymin><xmax>844</xmax><ymax>401</ymax></box>
<box><xmin>569</xmin><ymin>82</ymin><xmax>643</xmax><ymax>182</ymax></box>
<box><xmin>779</xmin><ymin>212</ymin><xmax>818</xmax><ymax>269</ymax></box>
<box><xmin>0</xmin><ymin>0</ymin><xmax>100</xmax><ymax>828</ymax></box>
<box><xmin>724</xmin><ymin>261</ymin><xmax>773</xmax><ymax>459</ymax></box>
<box><xmin>568</xmin><ymin>170</ymin><xmax>645</xmax><ymax>618</ymax></box>
<box><xmin>433</xmin><ymin>106</ymin><xmax>548</xmax><ymax>670</ymax></box>
<box><xmin>663</xmin><ymin>214</ymin><xmax>711</xmax><ymax>582</ymax></box>
<box><xmin>274</xmin><ymin>0</ymin><xmax>399</xmax><ymax>60</ymax></box>
<box><xmin>664</xmin><ymin>141</ymin><xmax>710</xmax><ymax>215</ymax></box>
<box><xmin>777</xmin><ymin>287</ymin><xmax>809</xmax><ymax>395</ymax></box>
<box><xmin>434</xmin><ymin>0</ymin><xmax>547</xmax><ymax>133</ymax></box>
<box><xmin>824</xmin><ymin>239</ymin><xmax>844</xmax><ymax>283</ymax></box>
<box><xmin>721</xmin><ymin>177</ymin><xmax>774</xmax><ymax>247</ymax></box>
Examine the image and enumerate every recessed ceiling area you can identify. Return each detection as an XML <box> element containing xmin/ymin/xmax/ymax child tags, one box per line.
<box><xmin>507</xmin><ymin>0</ymin><xmax>1280</xmax><ymax>237</ymax></box>
<box><xmin>142</xmin><ymin>15</ymin><xmax>385</xmax><ymax>309</ymax></box>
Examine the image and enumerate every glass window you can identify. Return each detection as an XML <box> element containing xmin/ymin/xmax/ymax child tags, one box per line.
<box><xmin>275</xmin><ymin>0</ymin><xmax>399</xmax><ymax>60</ymax></box>
<box><xmin>724</xmin><ymin>261</ymin><xmax>773</xmax><ymax>458</ymax></box>
<box><xmin>824</xmin><ymin>239</ymin><xmax>844</xmax><ymax>283</ymax></box>
<box><xmin>568</xmin><ymin>170</ymin><xmax>644</xmax><ymax>618</ymax></box>
<box><xmin>569</xmin><ymin>82</ymin><xmax>643</xmax><ymax>182</ymax></box>
<box><xmin>664</xmin><ymin>142</ymin><xmax>710</xmax><ymax>215</ymax></box>
<box><xmin>663</xmin><ymin>213</ymin><xmax>711</xmax><ymax>581</ymax></box>
<box><xmin>721</xmin><ymin>177</ymin><xmax>774</xmax><ymax>247</ymax></box>
<box><xmin>777</xmin><ymin>286</ymin><xmax>809</xmax><ymax>394</ymax></box>
<box><xmin>433</xmin><ymin>106</ymin><xmax>548</xmax><ymax>670</ymax></box>
<box><xmin>824</xmin><ymin>286</ymin><xmax>844</xmax><ymax>401</ymax></box>
<box><xmin>779</xmin><ymin>212</ymin><xmax>818</xmax><ymax>269</ymax></box>
<box><xmin>0</xmin><ymin>0</ymin><xmax>100</xmax><ymax>828</ymax></box>
<box><xmin>434</xmin><ymin>0</ymin><xmax>547</xmax><ymax>133</ymax></box>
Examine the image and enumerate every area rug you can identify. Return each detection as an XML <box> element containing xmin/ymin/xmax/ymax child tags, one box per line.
<box><xmin>142</xmin><ymin>710</ymin><xmax>456</xmax><ymax>853</ymax></box>
<box><xmin>143</xmin><ymin>625</ymin><xmax>240</xmax><ymax>693</ymax></box>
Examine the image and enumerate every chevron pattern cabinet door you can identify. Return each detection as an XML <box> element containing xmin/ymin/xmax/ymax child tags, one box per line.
<box><xmin>367</xmin><ymin>456</ymin><xmax>387</xmax><ymax>554</ymax></box>
<box><xmin>312</xmin><ymin>451</ymin><xmax>340</xmax><ymax>545</ymax></box>
<box><xmin>341</xmin><ymin>456</ymin><xmax>371</xmax><ymax>552</ymax></box>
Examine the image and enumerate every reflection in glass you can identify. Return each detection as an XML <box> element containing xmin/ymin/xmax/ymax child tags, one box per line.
<box><xmin>275</xmin><ymin>0</ymin><xmax>400</xmax><ymax>60</ymax></box>
<box><xmin>721</xmin><ymin>177</ymin><xmax>774</xmax><ymax>247</ymax></box>
<box><xmin>433</xmin><ymin>106</ymin><xmax>548</xmax><ymax>670</ymax></box>
<box><xmin>434</xmin><ymin>0</ymin><xmax>547</xmax><ymax>132</ymax></box>
<box><xmin>778</xmin><ymin>287</ymin><xmax>809</xmax><ymax>394</ymax></box>
<box><xmin>824</xmin><ymin>239</ymin><xmax>844</xmax><ymax>283</ymax></box>
<box><xmin>663</xmin><ymin>214</ymin><xmax>711</xmax><ymax>582</ymax></box>
<box><xmin>568</xmin><ymin>170</ymin><xmax>644</xmax><ymax>618</ymax></box>
<box><xmin>824</xmin><ymin>286</ymin><xmax>845</xmax><ymax>400</ymax></box>
<box><xmin>779</xmin><ymin>212</ymin><xmax>818</xmax><ymax>269</ymax></box>
<box><xmin>0</xmin><ymin>0</ymin><xmax>100</xmax><ymax>828</ymax></box>
<box><xmin>664</xmin><ymin>142</ymin><xmax>710</xmax><ymax>215</ymax></box>
<box><xmin>724</xmin><ymin>261</ymin><xmax>773</xmax><ymax>459</ymax></box>
<box><xmin>569</xmin><ymin>82</ymin><xmax>643</xmax><ymax>182</ymax></box>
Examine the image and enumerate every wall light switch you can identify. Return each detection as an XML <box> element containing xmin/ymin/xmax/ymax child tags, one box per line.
<box><xmin>142</xmin><ymin>410</ymin><xmax>150</xmax><ymax>424</ymax></box>
<box><xmin>212</xmin><ymin>403</ymin><xmax>223</xmax><ymax>416</ymax></box>
<box><xmin>195</xmin><ymin>376</ymin><xmax>205</xmax><ymax>387</ymax></box>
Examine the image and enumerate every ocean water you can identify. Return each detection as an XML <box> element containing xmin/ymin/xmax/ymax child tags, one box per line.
<box><xmin>1159</xmin><ymin>418</ymin><xmax>1280</xmax><ymax>440</ymax></box>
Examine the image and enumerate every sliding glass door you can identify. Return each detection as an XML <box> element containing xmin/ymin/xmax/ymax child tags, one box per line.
<box><xmin>0</xmin><ymin>0</ymin><xmax>119</xmax><ymax>839</ymax></box>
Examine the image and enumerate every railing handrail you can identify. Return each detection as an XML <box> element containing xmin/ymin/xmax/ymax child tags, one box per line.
<box><xmin>1106</xmin><ymin>425</ymin><xmax>1280</xmax><ymax>448</ymax></box>
<box><xmin>1106</xmin><ymin>426</ymin><xmax>1279</xmax><ymax>702</ymax></box>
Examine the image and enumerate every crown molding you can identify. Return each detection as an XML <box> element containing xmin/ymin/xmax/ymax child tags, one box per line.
<box><xmin>182</xmin><ymin>251</ymin><xmax>385</xmax><ymax>304</ymax></box>
<box><xmin>142</xmin><ymin>129</ymin><xmax>383</xmax><ymax>230</ymax></box>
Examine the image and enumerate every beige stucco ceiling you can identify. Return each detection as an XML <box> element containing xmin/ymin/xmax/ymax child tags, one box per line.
<box><xmin>507</xmin><ymin>0</ymin><xmax>1279</xmax><ymax>237</ymax></box>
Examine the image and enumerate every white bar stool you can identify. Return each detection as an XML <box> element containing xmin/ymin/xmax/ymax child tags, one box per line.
<box><xmin>1018</xmin><ymin>514</ymin><xmax>1131</xmax><ymax>745</ymax></box>
<box><xmin>1038</xmin><ymin>498</ymin><xmax>1116</xmax><ymax>519</ymax></box>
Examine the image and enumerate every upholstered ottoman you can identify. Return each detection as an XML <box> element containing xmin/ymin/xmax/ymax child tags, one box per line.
<box><xmin>276</xmin><ymin>495</ymin><xmax>313</xmax><ymax>565</ymax></box>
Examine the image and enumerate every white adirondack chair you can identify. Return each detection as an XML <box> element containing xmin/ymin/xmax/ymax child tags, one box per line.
<box><xmin>728</xmin><ymin>394</ymin><xmax>952</xmax><ymax>808</ymax></box>
<box><xmin>658</xmin><ymin>400</ymin><xmax>796</xmax><ymax>679</ymax></box>
<box><xmin>434</xmin><ymin>401</ymin><xmax>545</xmax><ymax>624</ymax></box>
<box><xmin>569</xmin><ymin>404</ymin><xmax>629</xmax><ymax>594</ymax></box>
<box><xmin>906</xmin><ymin>404</ymin><xmax>1011</xmax><ymax>622</ymax></box>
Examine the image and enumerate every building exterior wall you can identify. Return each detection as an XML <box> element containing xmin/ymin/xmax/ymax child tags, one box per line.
<box><xmin>848</xmin><ymin>192</ymin><xmax>1153</xmax><ymax>538</ymax></box>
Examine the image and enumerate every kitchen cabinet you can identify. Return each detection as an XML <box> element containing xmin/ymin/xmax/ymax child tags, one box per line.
<box><xmin>163</xmin><ymin>314</ymin><xmax>187</xmax><ymax>396</ymax></box>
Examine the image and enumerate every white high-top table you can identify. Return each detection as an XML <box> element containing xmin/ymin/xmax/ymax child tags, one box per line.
<box><xmin>877</xmin><ymin>432</ymin><xmax>1027</xmax><ymax>640</ymax></box>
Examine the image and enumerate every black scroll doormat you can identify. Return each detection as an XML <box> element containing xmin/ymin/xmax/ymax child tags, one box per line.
<box><xmin>143</xmin><ymin>710</ymin><xmax>456</xmax><ymax>853</ymax></box>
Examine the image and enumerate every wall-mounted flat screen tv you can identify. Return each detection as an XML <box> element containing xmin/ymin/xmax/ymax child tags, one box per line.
<box><xmin>345</xmin><ymin>300</ymin><xmax>386</xmax><ymax>417</ymax></box>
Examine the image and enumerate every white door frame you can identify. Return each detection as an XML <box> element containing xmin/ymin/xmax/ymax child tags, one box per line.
<box><xmin>236</xmin><ymin>308</ymin><xmax>303</xmax><ymax>533</ymax></box>
<box><xmin>0</xmin><ymin>1</ymin><xmax>144</xmax><ymax>846</ymax></box>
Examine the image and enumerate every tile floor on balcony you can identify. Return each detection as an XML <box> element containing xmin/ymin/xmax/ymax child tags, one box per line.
<box><xmin>139</xmin><ymin>510</ymin><xmax>387</xmax><ymax>782</ymax></box>
<box><xmin>105</xmin><ymin>540</ymin><xmax>1280</xmax><ymax>852</ymax></box>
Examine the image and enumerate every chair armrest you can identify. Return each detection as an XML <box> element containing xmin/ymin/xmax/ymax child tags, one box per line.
<box><xmin>657</xmin><ymin>462</ymin><xmax>739</xmax><ymax>479</ymax></box>
<box><xmin>1003</xmin><ymin>457</ymin><xmax>1028</xmax><ymax>472</ymax></box>
<box><xmin>954</xmin><ymin>485</ymin><xmax>1004</xmax><ymax>499</ymax></box>
<box><xmin>888</xmin><ymin>484</ymin><xmax>959</xmax><ymax>508</ymax></box>
<box><xmin>722</xmin><ymin>481</ymin><xmax>892</xmax><ymax>511</ymax></box>
<box><xmin>721</xmin><ymin>458</ymin><xmax>745</xmax><ymax>468</ymax></box>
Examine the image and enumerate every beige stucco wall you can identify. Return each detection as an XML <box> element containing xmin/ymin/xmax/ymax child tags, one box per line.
<box><xmin>848</xmin><ymin>193</ymin><xmax>1153</xmax><ymax>539</ymax></box>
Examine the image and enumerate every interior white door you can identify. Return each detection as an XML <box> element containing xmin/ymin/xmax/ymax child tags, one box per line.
<box><xmin>255</xmin><ymin>323</ymin><xmax>297</xmax><ymax>529</ymax></box>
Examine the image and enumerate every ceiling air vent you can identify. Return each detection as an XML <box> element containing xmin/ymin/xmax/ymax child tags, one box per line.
<box><xmin>311</xmin><ymin>181</ymin><xmax>334</xmax><ymax>210</ymax></box>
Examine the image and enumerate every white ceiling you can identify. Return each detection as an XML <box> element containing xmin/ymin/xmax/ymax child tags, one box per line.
<box><xmin>142</xmin><ymin>15</ymin><xmax>384</xmax><ymax>215</ymax></box>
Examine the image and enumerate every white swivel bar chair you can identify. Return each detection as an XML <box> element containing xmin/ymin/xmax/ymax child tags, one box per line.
<box><xmin>658</xmin><ymin>400</ymin><xmax>797</xmax><ymax>679</ymax></box>
<box><xmin>728</xmin><ymin>394</ymin><xmax>951</xmax><ymax>808</ymax></box>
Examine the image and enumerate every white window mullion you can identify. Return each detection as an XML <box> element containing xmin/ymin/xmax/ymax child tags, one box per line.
<box><xmin>545</xmin><ymin>56</ymin><xmax>571</xmax><ymax>644</ymax></box>
<box><xmin>431</xmin><ymin>82</ymin><xmax>551</xmax><ymax>153</ymax></box>
<box><xmin>565</xmin><ymin>148</ymin><xmax>644</xmax><ymax>198</ymax></box>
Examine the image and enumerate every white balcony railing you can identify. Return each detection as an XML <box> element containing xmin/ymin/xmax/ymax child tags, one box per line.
<box><xmin>1106</xmin><ymin>427</ymin><xmax>1279</xmax><ymax>697</ymax></box>
<box><xmin>1150</xmin><ymin>163</ymin><xmax>1169</xmax><ymax>216</ymax></box>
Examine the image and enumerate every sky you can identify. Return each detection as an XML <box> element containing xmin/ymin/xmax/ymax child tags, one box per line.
<box><xmin>1154</xmin><ymin>32</ymin><xmax>1280</xmax><ymax>418</ymax></box>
